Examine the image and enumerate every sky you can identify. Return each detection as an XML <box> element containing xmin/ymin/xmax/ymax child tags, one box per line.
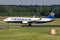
<box><xmin>0</xmin><ymin>0</ymin><xmax>60</xmax><ymax>5</ymax></box>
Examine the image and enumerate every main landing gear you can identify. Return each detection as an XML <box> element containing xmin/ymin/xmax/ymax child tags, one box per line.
<box><xmin>28</xmin><ymin>23</ymin><xmax>32</xmax><ymax>26</ymax></box>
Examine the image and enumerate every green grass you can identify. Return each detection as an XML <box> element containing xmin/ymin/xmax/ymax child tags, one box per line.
<box><xmin>0</xmin><ymin>17</ymin><xmax>60</xmax><ymax>40</ymax></box>
<box><xmin>0</xmin><ymin>28</ymin><xmax>60</xmax><ymax>40</ymax></box>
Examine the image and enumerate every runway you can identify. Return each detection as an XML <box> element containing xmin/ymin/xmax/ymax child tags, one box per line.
<box><xmin>0</xmin><ymin>25</ymin><xmax>60</xmax><ymax>28</ymax></box>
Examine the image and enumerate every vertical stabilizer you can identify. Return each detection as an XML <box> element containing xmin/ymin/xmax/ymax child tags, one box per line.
<box><xmin>47</xmin><ymin>9</ymin><xmax>56</xmax><ymax>18</ymax></box>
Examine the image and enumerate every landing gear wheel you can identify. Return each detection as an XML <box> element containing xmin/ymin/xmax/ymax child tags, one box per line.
<box><xmin>28</xmin><ymin>23</ymin><xmax>32</xmax><ymax>26</ymax></box>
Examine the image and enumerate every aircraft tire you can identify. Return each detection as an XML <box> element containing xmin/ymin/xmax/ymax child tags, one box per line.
<box><xmin>28</xmin><ymin>23</ymin><xmax>32</xmax><ymax>26</ymax></box>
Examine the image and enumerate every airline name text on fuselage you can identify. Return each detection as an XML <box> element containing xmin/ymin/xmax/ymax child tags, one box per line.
<box><xmin>12</xmin><ymin>18</ymin><xmax>31</xmax><ymax>20</ymax></box>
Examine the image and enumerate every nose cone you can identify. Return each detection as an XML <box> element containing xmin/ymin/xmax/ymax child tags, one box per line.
<box><xmin>3</xmin><ymin>19</ymin><xmax>7</xmax><ymax>21</ymax></box>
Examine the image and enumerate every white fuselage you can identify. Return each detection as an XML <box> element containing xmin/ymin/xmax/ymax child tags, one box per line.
<box><xmin>3</xmin><ymin>17</ymin><xmax>40</xmax><ymax>21</ymax></box>
<box><xmin>3</xmin><ymin>17</ymin><xmax>54</xmax><ymax>23</ymax></box>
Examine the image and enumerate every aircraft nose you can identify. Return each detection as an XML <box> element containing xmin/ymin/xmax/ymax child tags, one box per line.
<box><xmin>3</xmin><ymin>19</ymin><xmax>7</xmax><ymax>21</ymax></box>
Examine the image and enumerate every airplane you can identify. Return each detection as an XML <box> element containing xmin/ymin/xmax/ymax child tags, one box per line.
<box><xmin>3</xmin><ymin>9</ymin><xmax>56</xmax><ymax>26</ymax></box>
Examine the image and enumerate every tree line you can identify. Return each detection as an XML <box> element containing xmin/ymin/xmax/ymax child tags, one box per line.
<box><xmin>0</xmin><ymin>5</ymin><xmax>60</xmax><ymax>17</ymax></box>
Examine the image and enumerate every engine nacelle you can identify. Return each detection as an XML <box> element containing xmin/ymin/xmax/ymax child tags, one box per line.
<box><xmin>22</xmin><ymin>21</ymin><xmax>28</xmax><ymax>23</ymax></box>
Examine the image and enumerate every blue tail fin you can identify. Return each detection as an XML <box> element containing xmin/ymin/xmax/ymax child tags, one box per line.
<box><xmin>47</xmin><ymin>9</ymin><xmax>56</xmax><ymax>18</ymax></box>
